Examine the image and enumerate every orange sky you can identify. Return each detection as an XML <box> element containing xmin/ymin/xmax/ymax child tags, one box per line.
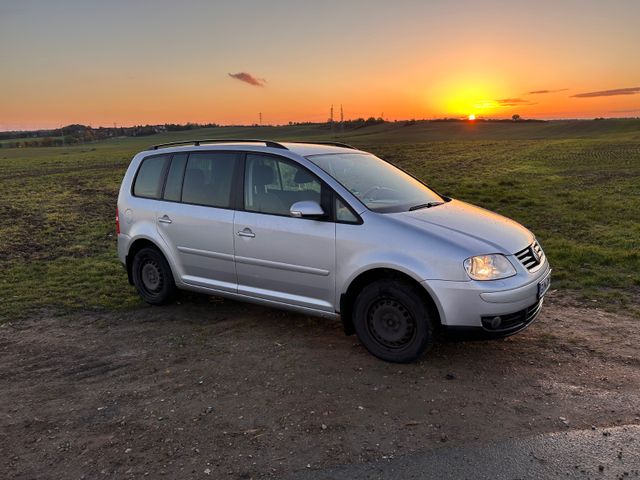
<box><xmin>1</xmin><ymin>0</ymin><xmax>639</xmax><ymax>130</ymax></box>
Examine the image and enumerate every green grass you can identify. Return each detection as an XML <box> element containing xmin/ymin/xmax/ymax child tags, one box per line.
<box><xmin>1</xmin><ymin>120</ymin><xmax>639</xmax><ymax>321</ymax></box>
<box><xmin>0</xmin><ymin>135</ymin><xmax>64</xmax><ymax>145</ymax></box>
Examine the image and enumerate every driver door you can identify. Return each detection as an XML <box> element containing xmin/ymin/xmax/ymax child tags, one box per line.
<box><xmin>234</xmin><ymin>154</ymin><xmax>336</xmax><ymax>312</ymax></box>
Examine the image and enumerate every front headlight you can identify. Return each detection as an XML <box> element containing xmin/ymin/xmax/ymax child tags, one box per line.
<box><xmin>463</xmin><ymin>254</ymin><xmax>516</xmax><ymax>281</ymax></box>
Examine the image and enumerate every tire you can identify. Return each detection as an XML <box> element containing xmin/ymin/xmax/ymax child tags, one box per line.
<box><xmin>131</xmin><ymin>246</ymin><xmax>176</xmax><ymax>305</ymax></box>
<box><xmin>352</xmin><ymin>278</ymin><xmax>435</xmax><ymax>363</ymax></box>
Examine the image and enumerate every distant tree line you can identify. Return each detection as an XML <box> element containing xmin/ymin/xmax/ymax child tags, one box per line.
<box><xmin>288</xmin><ymin>117</ymin><xmax>386</xmax><ymax>130</ymax></box>
<box><xmin>0</xmin><ymin>122</ymin><xmax>219</xmax><ymax>148</ymax></box>
<box><xmin>341</xmin><ymin>117</ymin><xmax>386</xmax><ymax>129</ymax></box>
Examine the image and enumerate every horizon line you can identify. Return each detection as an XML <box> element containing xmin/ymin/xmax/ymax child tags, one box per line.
<box><xmin>2</xmin><ymin>115</ymin><xmax>640</xmax><ymax>134</ymax></box>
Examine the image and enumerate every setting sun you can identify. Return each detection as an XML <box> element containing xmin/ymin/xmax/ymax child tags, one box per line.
<box><xmin>468</xmin><ymin>114</ymin><xmax>476</xmax><ymax>121</ymax></box>
<box><xmin>426</xmin><ymin>78</ymin><xmax>508</xmax><ymax>120</ymax></box>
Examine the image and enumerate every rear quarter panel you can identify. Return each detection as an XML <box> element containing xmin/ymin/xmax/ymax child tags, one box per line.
<box><xmin>117</xmin><ymin>152</ymin><xmax>182</xmax><ymax>283</ymax></box>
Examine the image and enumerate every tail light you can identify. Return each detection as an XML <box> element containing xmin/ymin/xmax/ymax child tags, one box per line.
<box><xmin>116</xmin><ymin>207</ymin><xmax>120</xmax><ymax>235</ymax></box>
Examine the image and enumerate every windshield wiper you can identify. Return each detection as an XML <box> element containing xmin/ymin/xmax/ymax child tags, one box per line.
<box><xmin>408</xmin><ymin>202</ymin><xmax>444</xmax><ymax>211</ymax></box>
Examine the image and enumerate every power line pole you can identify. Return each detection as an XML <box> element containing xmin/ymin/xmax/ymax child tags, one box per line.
<box><xmin>259</xmin><ymin>112</ymin><xmax>262</xmax><ymax>126</ymax></box>
<box><xmin>329</xmin><ymin>104</ymin><xmax>334</xmax><ymax>133</ymax></box>
<box><xmin>340</xmin><ymin>104</ymin><xmax>344</xmax><ymax>133</ymax></box>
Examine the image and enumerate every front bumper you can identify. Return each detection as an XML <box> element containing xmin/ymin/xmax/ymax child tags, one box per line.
<box><xmin>422</xmin><ymin>263</ymin><xmax>550</xmax><ymax>333</ymax></box>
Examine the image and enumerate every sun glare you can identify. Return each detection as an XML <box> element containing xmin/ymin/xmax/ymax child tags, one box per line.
<box><xmin>429</xmin><ymin>77</ymin><xmax>508</xmax><ymax>118</ymax></box>
<box><xmin>468</xmin><ymin>114</ymin><xmax>476</xmax><ymax>121</ymax></box>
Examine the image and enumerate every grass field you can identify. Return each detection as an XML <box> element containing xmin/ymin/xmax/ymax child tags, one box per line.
<box><xmin>1</xmin><ymin>119</ymin><xmax>639</xmax><ymax>321</ymax></box>
<box><xmin>0</xmin><ymin>135</ymin><xmax>64</xmax><ymax>146</ymax></box>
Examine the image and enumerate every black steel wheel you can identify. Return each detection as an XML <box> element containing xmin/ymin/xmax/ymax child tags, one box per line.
<box><xmin>131</xmin><ymin>246</ymin><xmax>176</xmax><ymax>305</ymax></box>
<box><xmin>366</xmin><ymin>297</ymin><xmax>417</xmax><ymax>349</ymax></box>
<box><xmin>353</xmin><ymin>278</ymin><xmax>434</xmax><ymax>362</ymax></box>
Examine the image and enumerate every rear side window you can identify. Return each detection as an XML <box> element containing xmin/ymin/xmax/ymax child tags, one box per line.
<box><xmin>182</xmin><ymin>152</ymin><xmax>238</xmax><ymax>208</ymax></box>
<box><xmin>133</xmin><ymin>155</ymin><xmax>169</xmax><ymax>199</ymax></box>
<box><xmin>163</xmin><ymin>153</ymin><xmax>188</xmax><ymax>202</ymax></box>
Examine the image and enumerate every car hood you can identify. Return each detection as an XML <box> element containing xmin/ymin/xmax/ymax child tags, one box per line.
<box><xmin>392</xmin><ymin>199</ymin><xmax>534</xmax><ymax>255</ymax></box>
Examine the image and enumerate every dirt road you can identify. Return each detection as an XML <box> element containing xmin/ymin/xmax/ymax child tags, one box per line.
<box><xmin>1</xmin><ymin>292</ymin><xmax>639</xmax><ymax>478</ymax></box>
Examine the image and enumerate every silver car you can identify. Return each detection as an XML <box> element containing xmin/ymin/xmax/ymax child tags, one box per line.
<box><xmin>117</xmin><ymin>139</ymin><xmax>551</xmax><ymax>362</ymax></box>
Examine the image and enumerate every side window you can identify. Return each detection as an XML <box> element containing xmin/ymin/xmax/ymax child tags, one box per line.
<box><xmin>182</xmin><ymin>152</ymin><xmax>237</xmax><ymax>208</ymax></box>
<box><xmin>336</xmin><ymin>197</ymin><xmax>359</xmax><ymax>223</ymax></box>
<box><xmin>133</xmin><ymin>155</ymin><xmax>169</xmax><ymax>199</ymax></box>
<box><xmin>244</xmin><ymin>154</ymin><xmax>322</xmax><ymax>216</ymax></box>
<box><xmin>163</xmin><ymin>153</ymin><xmax>188</xmax><ymax>202</ymax></box>
<box><xmin>279</xmin><ymin>162</ymin><xmax>321</xmax><ymax>193</ymax></box>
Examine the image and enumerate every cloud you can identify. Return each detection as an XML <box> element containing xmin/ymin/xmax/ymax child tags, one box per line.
<box><xmin>527</xmin><ymin>88</ymin><xmax>569</xmax><ymax>95</ymax></box>
<box><xmin>496</xmin><ymin>98</ymin><xmax>534</xmax><ymax>107</ymax></box>
<box><xmin>571</xmin><ymin>87</ymin><xmax>640</xmax><ymax>98</ymax></box>
<box><xmin>228</xmin><ymin>72</ymin><xmax>266</xmax><ymax>87</ymax></box>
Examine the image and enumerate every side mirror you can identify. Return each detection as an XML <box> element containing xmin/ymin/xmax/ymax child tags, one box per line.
<box><xmin>289</xmin><ymin>200</ymin><xmax>325</xmax><ymax>219</ymax></box>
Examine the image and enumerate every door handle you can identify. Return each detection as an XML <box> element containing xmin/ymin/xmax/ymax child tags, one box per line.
<box><xmin>158</xmin><ymin>215</ymin><xmax>172</xmax><ymax>224</ymax></box>
<box><xmin>237</xmin><ymin>228</ymin><xmax>255</xmax><ymax>238</ymax></box>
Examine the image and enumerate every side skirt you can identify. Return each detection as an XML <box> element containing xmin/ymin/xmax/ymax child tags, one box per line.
<box><xmin>177</xmin><ymin>282</ymin><xmax>340</xmax><ymax>320</ymax></box>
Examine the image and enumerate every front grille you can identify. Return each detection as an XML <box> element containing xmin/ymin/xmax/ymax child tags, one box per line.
<box><xmin>514</xmin><ymin>241</ymin><xmax>545</xmax><ymax>272</ymax></box>
<box><xmin>481</xmin><ymin>299</ymin><xmax>544</xmax><ymax>333</ymax></box>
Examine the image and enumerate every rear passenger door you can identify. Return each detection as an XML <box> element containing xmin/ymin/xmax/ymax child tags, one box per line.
<box><xmin>155</xmin><ymin>151</ymin><xmax>241</xmax><ymax>293</ymax></box>
<box><xmin>234</xmin><ymin>154</ymin><xmax>336</xmax><ymax>312</ymax></box>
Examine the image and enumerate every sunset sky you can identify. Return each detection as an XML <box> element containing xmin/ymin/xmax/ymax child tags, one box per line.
<box><xmin>1</xmin><ymin>0</ymin><xmax>640</xmax><ymax>130</ymax></box>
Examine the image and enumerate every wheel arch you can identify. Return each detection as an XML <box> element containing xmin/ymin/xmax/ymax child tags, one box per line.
<box><xmin>339</xmin><ymin>267</ymin><xmax>441</xmax><ymax>336</ymax></box>
<box><xmin>126</xmin><ymin>237</ymin><xmax>174</xmax><ymax>285</ymax></box>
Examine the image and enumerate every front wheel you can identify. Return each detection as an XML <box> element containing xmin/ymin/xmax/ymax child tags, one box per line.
<box><xmin>131</xmin><ymin>247</ymin><xmax>176</xmax><ymax>305</ymax></box>
<box><xmin>352</xmin><ymin>278</ymin><xmax>435</xmax><ymax>363</ymax></box>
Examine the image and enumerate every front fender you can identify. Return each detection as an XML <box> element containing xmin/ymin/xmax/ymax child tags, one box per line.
<box><xmin>338</xmin><ymin>251</ymin><xmax>439</xmax><ymax>297</ymax></box>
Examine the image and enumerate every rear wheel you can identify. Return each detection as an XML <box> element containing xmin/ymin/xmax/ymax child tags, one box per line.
<box><xmin>131</xmin><ymin>247</ymin><xmax>176</xmax><ymax>305</ymax></box>
<box><xmin>352</xmin><ymin>278</ymin><xmax>434</xmax><ymax>363</ymax></box>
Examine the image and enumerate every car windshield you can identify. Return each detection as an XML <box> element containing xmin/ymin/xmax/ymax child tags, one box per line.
<box><xmin>306</xmin><ymin>152</ymin><xmax>443</xmax><ymax>213</ymax></box>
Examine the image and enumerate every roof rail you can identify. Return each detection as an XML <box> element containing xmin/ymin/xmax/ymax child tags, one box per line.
<box><xmin>149</xmin><ymin>139</ymin><xmax>288</xmax><ymax>150</ymax></box>
<box><xmin>289</xmin><ymin>141</ymin><xmax>357</xmax><ymax>150</ymax></box>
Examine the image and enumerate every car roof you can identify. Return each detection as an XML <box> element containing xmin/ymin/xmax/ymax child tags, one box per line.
<box><xmin>281</xmin><ymin>142</ymin><xmax>363</xmax><ymax>156</ymax></box>
<box><xmin>141</xmin><ymin>140</ymin><xmax>364</xmax><ymax>157</ymax></box>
